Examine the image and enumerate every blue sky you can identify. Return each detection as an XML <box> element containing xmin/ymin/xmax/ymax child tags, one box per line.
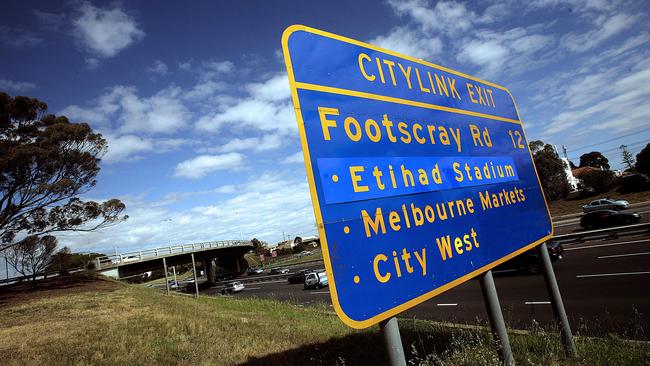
<box><xmin>1</xmin><ymin>0</ymin><xmax>649</xmax><ymax>255</ymax></box>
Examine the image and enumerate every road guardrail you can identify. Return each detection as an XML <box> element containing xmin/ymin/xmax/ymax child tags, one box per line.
<box><xmin>552</xmin><ymin>223</ymin><xmax>650</xmax><ymax>245</ymax></box>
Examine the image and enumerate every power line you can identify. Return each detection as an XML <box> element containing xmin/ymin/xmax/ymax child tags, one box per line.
<box><xmin>567</xmin><ymin>126</ymin><xmax>650</xmax><ymax>153</ymax></box>
<box><xmin>567</xmin><ymin>140</ymin><xmax>647</xmax><ymax>161</ymax></box>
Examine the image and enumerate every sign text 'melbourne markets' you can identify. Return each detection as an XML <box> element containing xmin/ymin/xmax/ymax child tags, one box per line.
<box><xmin>282</xmin><ymin>25</ymin><xmax>552</xmax><ymax>329</ymax></box>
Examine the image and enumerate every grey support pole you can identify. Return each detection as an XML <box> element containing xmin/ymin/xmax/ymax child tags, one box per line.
<box><xmin>379</xmin><ymin>317</ymin><xmax>406</xmax><ymax>366</ymax></box>
<box><xmin>538</xmin><ymin>242</ymin><xmax>577</xmax><ymax>357</ymax></box>
<box><xmin>480</xmin><ymin>270</ymin><xmax>514</xmax><ymax>366</ymax></box>
<box><xmin>162</xmin><ymin>257</ymin><xmax>170</xmax><ymax>296</ymax></box>
<box><xmin>191</xmin><ymin>253</ymin><xmax>199</xmax><ymax>297</ymax></box>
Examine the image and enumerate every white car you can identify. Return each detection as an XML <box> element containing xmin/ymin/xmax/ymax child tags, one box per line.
<box><xmin>221</xmin><ymin>281</ymin><xmax>245</xmax><ymax>295</ymax></box>
<box><xmin>582</xmin><ymin>199</ymin><xmax>629</xmax><ymax>213</ymax></box>
<box><xmin>304</xmin><ymin>272</ymin><xmax>328</xmax><ymax>289</ymax></box>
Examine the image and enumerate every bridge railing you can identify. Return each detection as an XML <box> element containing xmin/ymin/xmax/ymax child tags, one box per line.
<box><xmin>94</xmin><ymin>240</ymin><xmax>251</xmax><ymax>270</ymax></box>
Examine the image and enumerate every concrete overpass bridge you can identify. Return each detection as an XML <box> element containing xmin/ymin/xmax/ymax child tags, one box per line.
<box><xmin>94</xmin><ymin>240</ymin><xmax>253</xmax><ymax>282</ymax></box>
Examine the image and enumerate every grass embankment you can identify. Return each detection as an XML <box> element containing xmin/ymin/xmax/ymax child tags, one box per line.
<box><xmin>0</xmin><ymin>273</ymin><xmax>648</xmax><ymax>366</ymax></box>
<box><xmin>548</xmin><ymin>190</ymin><xmax>650</xmax><ymax>217</ymax></box>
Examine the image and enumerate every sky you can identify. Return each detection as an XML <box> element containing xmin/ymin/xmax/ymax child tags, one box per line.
<box><xmin>1</xmin><ymin>0</ymin><xmax>649</xmax><ymax>257</ymax></box>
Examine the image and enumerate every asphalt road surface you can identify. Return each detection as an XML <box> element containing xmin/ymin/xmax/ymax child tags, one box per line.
<box><xmin>203</xmin><ymin>233</ymin><xmax>650</xmax><ymax>338</ymax></box>
<box><xmin>553</xmin><ymin>202</ymin><xmax>650</xmax><ymax>235</ymax></box>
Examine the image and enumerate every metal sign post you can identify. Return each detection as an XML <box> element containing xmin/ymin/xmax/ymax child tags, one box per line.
<box><xmin>538</xmin><ymin>242</ymin><xmax>577</xmax><ymax>357</ymax></box>
<box><xmin>191</xmin><ymin>253</ymin><xmax>199</xmax><ymax>297</ymax></box>
<box><xmin>380</xmin><ymin>317</ymin><xmax>407</xmax><ymax>366</ymax></box>
<box><xmin>480</xmin><ymin>270</ymin><xmax>514</xmax><ymax>365</ymax></box>
<box><xmin>162</xmin><ymin>257</ymin><xmax>170</xmax><ymax>295</ymax></box>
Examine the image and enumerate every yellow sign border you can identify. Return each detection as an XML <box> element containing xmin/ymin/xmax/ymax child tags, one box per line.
<box><xmin>281</xmin><ymin>24</ymin><xmax>554</xmax><ymax>329</ymax></box>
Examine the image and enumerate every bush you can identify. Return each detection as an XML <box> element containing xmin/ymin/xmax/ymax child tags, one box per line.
<box><xmin>580</xmin><ymin>170</ymin><xmax>616</xmax><ymax>193</ymax></box>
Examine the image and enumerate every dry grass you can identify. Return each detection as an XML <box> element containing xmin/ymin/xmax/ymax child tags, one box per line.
<box><xmin>0</xmin><ymin>273</ymin><xmax>648</xmax><ymax>365</ymax></box>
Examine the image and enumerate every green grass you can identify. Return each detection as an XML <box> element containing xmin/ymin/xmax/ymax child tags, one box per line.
<box><xmin>0</xmin><ymin>273</ymin><xmax>648</xmax><ymax>365</ymax></box>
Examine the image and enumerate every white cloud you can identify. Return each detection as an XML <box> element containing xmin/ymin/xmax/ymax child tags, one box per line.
<box><xmin>201</xmin><ymin>134</ymin><xmax>285</xmax><ymax>154</ymax></box>
<box><xmin>63</xmin><ymin>85</ymin><xmax>190</xmax><ymax>134</ymax></box>
<box><xmin>370</xmin><ymin>26</ymin><xmax>442</xmax><ymax>59</ymax></box>
<box><xmin>0</xmin><ymin>79</ymin><xmax>36</xmax><ymax>92</ymax></box>
<box><xmin>185</xmin><ymin>80</ymin><xmax>227</xmax><ymax>100</ymax></box>
<box><xmin>148</xmin><ymin>60</ymin><xmax>168</xmax><ymax>76</ymax></box>
<box><xmin>73</xmin><ymin>2</ymin><xmax>144</xmax><ymax>58</ymax></box>
<box><xmin>34</xmin><ymin>10</ymin><xmax>66</xmax><ymax>31</ymax></box>
<box><xmin>174</xmin><ymin>153</ymin><xmax>245</xmax><ymax>179</ymax></box>
<box><xmin>457</xmin><ymin>27</ymin><xmax>555</xmax><ymax>77</ymax></box>
<box><xmin>545</xmin><ymin>60</ymin><xmax>650</xmax><ymax>135</ymax></box>
<box><xmin>561</xmin><ymin>13</ymin><xmax>638</xmax><ymax>53</ymax></box>
<box><xmin>203</xmin><ymin>60</ymin><xmax>235</xmax><ymax>74</ymax></box>
<box><xmin>61</xmin><ymin>173</ymin><xmax>316</xmax><ymax>252</ymax></box>
<box><xmin>246</xmin><ymin>73</ymin><xmax>291</xmax><ymax>102</ymax></box>
<box><xmin>282</xmin><ymin>152</ymin><xmax>304</xmax><ymax>164</ymax></box>
<box><xmin>103</xmin><ymin>134</ymin><xmax>154</xmax><ymax>163</ymax></box>
<box><xmin>387</xmin><ymin>0</ymin><xmax>474</xmax><ymax>35</ymax></box>
<box><xmin>0</xmin><ymin>25</ymin><xmax>42</xmax><ymax>47</ymax></box>
<box><xmin>196</xmin><ymin>99</ymin><xmax>295</xmax><ymax>134</ymax></box>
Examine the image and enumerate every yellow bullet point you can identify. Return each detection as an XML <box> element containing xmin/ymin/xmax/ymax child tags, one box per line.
<box><xmin>332</xmin><ymin>174</ymin><xmax>339</xmax><ymax>182</ymax></box>
<box><xmin>353</xmin><ymin>275</ymin><xmax>360</xmax><ymax>284</ymax></box>
<box><xmin>343</xmin><ymin>226</ymin><xmax>350</xmax><ymax>234</ymax></box>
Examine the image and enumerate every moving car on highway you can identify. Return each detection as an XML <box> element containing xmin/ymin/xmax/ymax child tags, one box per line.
<box><xmin>270</xmin><ymin>268</ymin><xmax>289</xmax><ymax>275</ymax></box>
<box><xmin>580</xmin><ymin>210</ymin><xmax>641</xmax><ymax>229</ymax></box>
<box><xmin>582</xmin><ymin>198</ymin><xmax>629</xmax><ymax>213</ymax></box>
<box><xmin>304</xmin><ymin>272</ymin><xmax>328</xmax><ymax>289</ymax></box>
<box><xmin>288</xmin><ymin>269</ymin><xmax>310</xmax><ymax>284</ymax></box>
<box><xmin>247</xmin><ymin>267</ymin><xmax>264</xmax><ymax>275</ymax></box>
<box><xmin>495</xmin><ymin>241</ymin><xmax>563</xmax><ymax>274</ymax></box>
<box><xmin>221</xmin><ymin>281</ymin><xmax>245</xmax><ymax>295</ymax></box>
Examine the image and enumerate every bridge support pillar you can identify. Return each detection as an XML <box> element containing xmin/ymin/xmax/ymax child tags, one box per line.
<box><xmin>205</xmin><ymin>259</ymin><xmax>217</xmax><ymax>284</ymax></box>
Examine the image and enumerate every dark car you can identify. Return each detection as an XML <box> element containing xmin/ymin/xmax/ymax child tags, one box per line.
<box><xmin>288</xmin><ymin>269</ymin><xmax>310</xmax><ymax>284</ymax></box>
<box><xmin>247</xmin><ymin>267</ymin><xmax>264</xmax><ymax>275</ymax></box>
<box><xmin>495</xmin><ymin>241</ymin><xmax>563</xmax><ymax>274</ymax></box>
<box><xmin>579</xmin><ymin>210</ymin><xmax>641</xmax><ymax>229</ymax></box>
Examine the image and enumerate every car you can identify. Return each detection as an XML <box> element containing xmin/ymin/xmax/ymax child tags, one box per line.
<box><xmin>300</xmin><ymin>251</ymin><xmax>313</xmax><ymax>257</ymax></box>
<box><xmin>495</xmin><ymin>241</ymin><xmax>564</xmax><ymax>274</ymax></box>
<box><xmin>270</xmin><ymin>268</ymin><xmax>289</xmax><ymax>275</ymax></box>
<box><xmin>221</xmin><ymin>281</ymin><xmax>245</xmax><ymax>295</ymax></box>
<box><xmin>582</xmin><ymin>199</ymin><xmax>629</xmax><ymax>213</ymax></box>
<box><xmin>288</xmin><ymin>269</ymin><xmax>310</xmax><ymax>284</ymax></box>
<box><xmin>167</xmin><ymin>280</ymin><xmax>177</xmax><ymax>289</ymax></box>
<box><xmin>304</xmin><ymin>271</ymin><xmax>328</xmax><ymax>289</ymax></box>
<box><xmin>580</xmin><ymin>210</ymin><xmax>641</xmax><ymax>229</ymax></box>
<box><xmin>185</xmin><ymin>277</ymin><xmax>195</xmax><ymax>284</ymax></box>
<box><xmin>247</xmin><ymin>267</ymin><xmax>264</xmax><ymax>275</ymax></box>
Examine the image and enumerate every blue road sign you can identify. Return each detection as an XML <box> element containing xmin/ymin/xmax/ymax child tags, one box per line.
<box><xmin>282</xmin><ymin>25</ymin><xmax>553</xmax><ymax>329</ymax></box>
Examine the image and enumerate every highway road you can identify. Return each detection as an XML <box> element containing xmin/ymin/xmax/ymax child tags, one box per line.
<box><xmin>553</xmin><ymin>202</ymin><xmax>650</xmax><ymax>235</ymax></box>
<box><xmin>203</xmin><ymin>232</ymin><xmax>650</xmax><ymax>339</ymax></box>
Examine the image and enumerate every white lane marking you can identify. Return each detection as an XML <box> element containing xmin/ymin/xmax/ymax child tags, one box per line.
<box><xmin>436</xmin><ymin>303</ymin><xmax>458</xmax><ymax>306</ymax></box>
<box><xmin>492</xmin><ymin>269</ymin><xmax>517</xmax><ymax>274</ymax></box>
<box><xmin>310</xmin><ymin>291</ymin><xmax>329</xmax><ymax>294</ymax></box>
<box><xmin>565</xmin><ymin>239</ymin><xmax>650</xmax><ymax>251</ymax></box>
<box><xmin>525</xmin><ymin>301</ymin><xmax>550</xmax><ymax>305</ymax></box>
<box><xmin>577</xmin><ymin>271</ymin><xmax>650</xmax><ymax>278</ymax></box>
<box><xmin>597</xmin><ymin>251</ymin><xmax>650</xmax><ymax>259</ymax></box>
